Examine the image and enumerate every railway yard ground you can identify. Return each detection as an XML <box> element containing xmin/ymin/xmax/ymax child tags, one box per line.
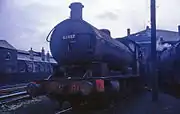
<box><xmin>0</xmin><ymin>90</ymin><xmax>180</xmax><ymax>114</ymax></box>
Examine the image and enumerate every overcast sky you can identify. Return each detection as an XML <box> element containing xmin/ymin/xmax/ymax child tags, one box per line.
<box><xmin>0</xmin><ymin>0</ymin><xmax>180</xmax><ymax>52</ymax></box>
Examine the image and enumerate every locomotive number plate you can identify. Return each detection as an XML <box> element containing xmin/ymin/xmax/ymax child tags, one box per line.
<box><xmin>62</xmin><ymin>34</ymin><xmax>76</xmax><ymax>40</ymax></box>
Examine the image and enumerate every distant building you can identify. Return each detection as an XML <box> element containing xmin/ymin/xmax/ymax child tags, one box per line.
<box><xmin>0</xmin><ymin>40</ymin><xmax>17</xmax><ymax>73</ymax></box>
<box><xmin>17</xmin><ymin>48</ymin><xmax>56</xmax><ymax>73</ymax></box>
<box><xmin>0</xmin><ymin>40</ymin><xmax>57</xmax><ymax>74</ymax></box>
<box><xmin>0</xmin><ymin>40</ymin><xmax>57</xmax><ymax>86</ymax></box>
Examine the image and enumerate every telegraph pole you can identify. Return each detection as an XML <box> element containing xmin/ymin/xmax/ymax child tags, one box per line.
<box><xmin>150</xmin><ymin>0</ymin><xmax>158</xmax><ymax>101</ymax></box>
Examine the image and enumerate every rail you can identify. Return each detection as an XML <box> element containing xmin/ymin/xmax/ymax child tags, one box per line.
<box><xmin>0</xmin><ymin>83</ymin><xmax>28</xmax><ymax>90</ymax></box>
<box><xmin>0</xmin><ymin>84</ymin><xmax>30</xmax><ymax>105</ymax></box>
<box><xmin>0</xmin><ymin>86</ymin><xmax>27</xmax><ymax>93</ymax></box>
<box><xmin>55</xmin><ymin>107</ymin><xmax>72</xmax><ymax>114</ymax></box>
<box><xmin>0</xmin><ymin>91</ymin><xmax>27</xmax><ymax>99</ymax></box>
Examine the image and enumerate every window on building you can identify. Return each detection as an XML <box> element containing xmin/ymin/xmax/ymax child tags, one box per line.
<box><xmin>34</xmin><ymin>62</ymin><xmax>40</xmax><ymax>72</ymax></box>
<box><xmin>49</xmin><ymin>64</ymin><xmax>53</xmax><ymax>73</ymax></box>
<box><xmin>43</xmin><ymin>63</ymin><xmax>48</xmax><ymax>73</ymax></box>
<box><xmin>128</xmin><ymin>42</ymin><xmax>135</xmax><ymax>52</ymax></box>
<box><xmin>17</xmin><ymin>61</ymin><xmax>26</xmax><ymax>73</ymax></box>
<box><xmin>46</xmin><ymin>64</ymin><xmax>50</xmax><ymax>73</ymax></box>
<box><xmin>47</xmin><ymin>64</ymin><xmax>51</xmax><ymax>73</ymax></box>
<box><xmin>26</xmin><ymin>61</ymin><xmax>33</xmax><ymax>72</ymax></box>
<box><xmin>5</xmin><ymin>52</ymin><xmax>11</xmax><ymax>60</ymax></box>
<box><xmin>39</xmin><ymin>63</ymin><xmax>45</xmax><ymax>72</ymax></box>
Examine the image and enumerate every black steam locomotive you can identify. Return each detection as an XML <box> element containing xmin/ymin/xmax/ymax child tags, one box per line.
<box><xmin>26</xmin><ymin>2</ymin><xmax>145</xmax><ymax>109</ymax></box>
<box><xmin>158</xmin><ymin>41</ymin><xmax>180</xmax><ymax>94</ymax></box>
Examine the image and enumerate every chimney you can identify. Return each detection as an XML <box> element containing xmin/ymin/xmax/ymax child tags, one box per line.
<box><xmin>46</xmin><ymin>51</ymin><xmax>50</xmax><ymax>62</ymax></box>
<box><xmin>29</xmin><ymin>47</ymin><xmax>34</xmax><ymax>60</ymax></box>
<box><xmin>178</xmin><ymin>25</ymin><xmax>180</xmax><ymax>36</ymax></box>
<box><xmin>41</xmin><ymin>47</ymin><xmax>45</xmax><ymax>61</ymax></box>
<box><xmin>127</xmin><ymin>28</ymin><xmax>130</xmax><ymax>36</ymax></box>
<box><xmin>146</xmin><ymin>26</ymin><xmax>151</xmax><ymax>37</ymax></box>
<box><xmin>69</xmin><ymin>2</ymin><xmax>84</xmax><ymax>20</ymax></box>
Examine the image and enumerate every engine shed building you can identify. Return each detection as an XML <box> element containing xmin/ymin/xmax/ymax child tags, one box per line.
<box><xmin>117</xmin><ymin>26</ymin><xmax>180</xmax><ymax>61</ymax></box>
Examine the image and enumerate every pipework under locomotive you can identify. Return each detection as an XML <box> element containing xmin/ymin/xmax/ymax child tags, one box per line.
<box><xmin>26</xmin><ymin>2</ymin><xmax>144</xmax><ymax>109</ymax></box>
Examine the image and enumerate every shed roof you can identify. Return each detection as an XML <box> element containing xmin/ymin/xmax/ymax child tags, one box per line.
<box><xmin>0</xmin><ymin>40</ymin><xmax>16</xmax><ymax>50</ymax></box>
<box><xmin>17</xmin><ymin>53</ymin><xmax>57</xmax><ymax>64</ymax></box>
<box><xmin>17</xmin><ymin>49</ymin><xmax>57</xmax><ymax>64</ymax></box>
<box><xmin>119</xmin><ymin>29</ymin><xmax>180</xmax><ymax>43</ymax></box>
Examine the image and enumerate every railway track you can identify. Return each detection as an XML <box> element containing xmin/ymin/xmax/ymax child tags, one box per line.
<box><xmin>54</xmin><ymin>105</ymin><xmax>115</xmax><ymax>114</ymax></box>
<box><xmin>0</xmin><ymin>83</ymin><xmax>31</xmax><ymax>105</ymax></box>
<box><xmin>53</xmin><ymin>99</ymin><xmax>117</xmax><ymax>114</ymax></box>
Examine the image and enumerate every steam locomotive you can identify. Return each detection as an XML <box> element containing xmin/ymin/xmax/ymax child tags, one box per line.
<box><xmin>158</xmin><ymin>41</ymin><xmax>180</xmax><ymax>94</ymax></box>
<box><xmin>26</xmin><ymin>2</ymin><xmax>145</xmax><ymax>110</ymax></box>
